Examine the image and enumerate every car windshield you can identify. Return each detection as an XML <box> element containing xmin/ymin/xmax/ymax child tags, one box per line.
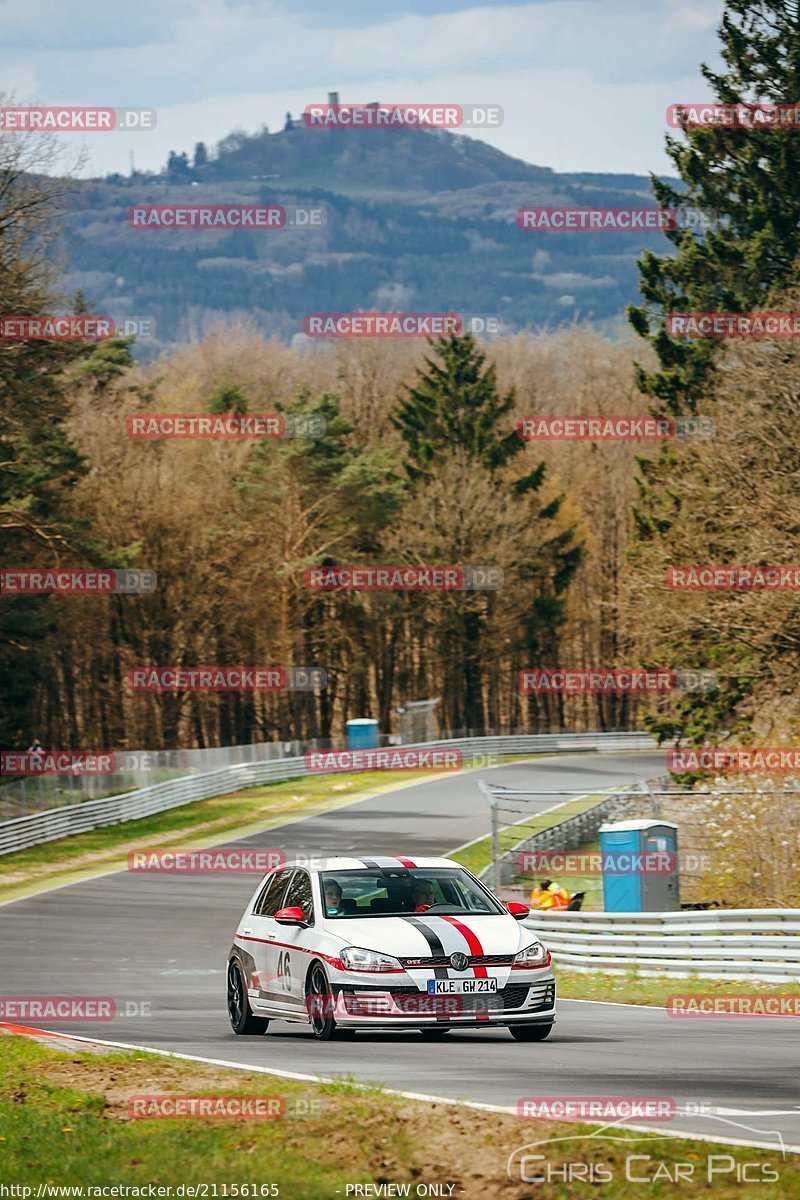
<box><xmin>320</xmin><ymin>867</ymin><xmax>504</xmax><ymax>918</ymax></box>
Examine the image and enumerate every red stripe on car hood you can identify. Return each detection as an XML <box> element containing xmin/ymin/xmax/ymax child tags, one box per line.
<box><xmin>437</xmin><ymin>915</ymin><xmax>489</xmax><ymax>977</ymax></box>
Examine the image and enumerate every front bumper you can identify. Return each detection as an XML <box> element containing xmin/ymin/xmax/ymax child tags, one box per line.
<box><xmin>329</xmin><ymin>976</ymin><xmax>556</xmax><ymax>1028</ymax></box>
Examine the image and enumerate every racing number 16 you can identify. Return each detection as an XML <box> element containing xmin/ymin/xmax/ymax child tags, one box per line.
<box><xmin>276</xmin><ymin>950</ymin><xmax>292</xmax><ymax>991</ymax></box>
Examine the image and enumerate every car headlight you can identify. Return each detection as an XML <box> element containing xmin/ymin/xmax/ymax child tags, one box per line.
<box><xmin>513</xmin><ymin>941</ymin><xmax>551</xmax><ymax>969</ymax></box>
<box><xmin>340</xmin><ymin>946</ymin><xmax>404</xmax><ymax>973</ymax></box>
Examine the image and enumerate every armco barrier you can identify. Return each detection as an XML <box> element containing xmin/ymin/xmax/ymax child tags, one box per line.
<box><xmin>0</xmin><ymin>731</ymin><xmax>660</xmax><ymax>856</ymax></box>
<box><xmin>524</xmin><ymin>908</ymin><xmax>800</xmax><ymax>982</ymax></box>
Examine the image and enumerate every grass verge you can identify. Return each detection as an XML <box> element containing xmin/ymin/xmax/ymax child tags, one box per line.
<box><xmin>555</xmin><ymin>968</ymin><xmax>800</xmax><ymax>1006</ymax></box>
<box><xmin>1</xmin><ymin>1032</ymin><xmax>796</xmax><ymax>1197</ymax></box>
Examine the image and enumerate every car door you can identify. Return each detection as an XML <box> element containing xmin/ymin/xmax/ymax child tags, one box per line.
<box><xmin>242</xmin><ymin>866</ymin><xmax>294</xmax><ymax>1015</ymax></box>
<box><xmin>272</xmin><ymin>868</ymin><xmax>317</xmax><ymax>1015</ymax></box>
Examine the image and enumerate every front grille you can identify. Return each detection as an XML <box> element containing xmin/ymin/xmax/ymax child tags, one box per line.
<box><xmin>340</xmin><ymin>982</ymin><xmax>554</xmax><ymax>1017</ymax></box>
<box><xmin>399</xmin><ymin>954</ymin><xmax>514</xmax><ymax>968</ymax></box>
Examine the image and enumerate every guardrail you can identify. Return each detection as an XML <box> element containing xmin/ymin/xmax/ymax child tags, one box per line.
<box><xmin>0</xmin><ymin>730</ymin><xmax>660</xmax><ymax>857</ymax></box>
<box><xmin>524</xmin><ymin>908</ymin><xmax>800</xmax><ymax>982</ymax></box>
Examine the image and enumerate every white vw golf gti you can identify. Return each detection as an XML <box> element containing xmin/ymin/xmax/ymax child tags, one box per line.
<box><xmin>227</xmin><ymin>855</ymin><xmax>556</xmax><ymax>1040</ymax></box>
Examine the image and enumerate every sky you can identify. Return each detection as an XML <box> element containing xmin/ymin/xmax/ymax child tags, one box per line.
<box><xmin>0</xmin><ymin>0</ymin><xmax>725</xmax><ymax>178</ymax></box>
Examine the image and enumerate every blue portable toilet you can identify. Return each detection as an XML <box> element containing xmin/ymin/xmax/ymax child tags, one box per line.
<box><xmin>598</xmin><ymin>819</ymin><xmax>680</xmax><ymax>912</ymax></box>
<box><xmin>346</xmin><ymin>719</ymin><xmax>379</xmax><ymax>750</ymax></box>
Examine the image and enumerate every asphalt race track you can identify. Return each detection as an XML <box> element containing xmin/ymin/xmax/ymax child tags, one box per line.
<box><xmin>1</xmin><ymin>751</ymin><xmax>799</xmax><ymax>1153</ymax></box>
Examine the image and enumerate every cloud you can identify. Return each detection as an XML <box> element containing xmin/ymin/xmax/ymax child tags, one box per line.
<box><xmin>0</xmin><ymin>0</ymin><xmax>724</xmax><ymax>176</ymax></box>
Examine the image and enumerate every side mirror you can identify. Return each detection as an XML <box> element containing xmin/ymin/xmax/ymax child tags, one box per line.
<box><xmin>506</xmin><ymin>901</ymin><xmax>530</xmax><ymax>921</ymax></box>
<box><xmin>275</xmin><ymin>905</ymin><xmax>306</xmax><ymax>925</ymax></box>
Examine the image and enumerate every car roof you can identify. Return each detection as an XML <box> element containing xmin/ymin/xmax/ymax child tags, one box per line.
<box><xmin>281</xmin><ymin>855</ymin><xmax>460</xmax><ymax>872</ymax></box>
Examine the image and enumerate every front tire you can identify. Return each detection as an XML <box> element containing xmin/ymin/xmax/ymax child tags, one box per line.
<box><xmin>305</xmin><ymin>963</ymin><xmax>353</xmax><ymax>1040</ymax></box>
<box><xmin>509</xmin><ymin>1022</ymin><xmax>553</xmax><ymax>1042</ymax></box>
<box><xmin>228</xmin><ymin>960</ymin><xmax>269</xmax><ymax>1035</ymax></box>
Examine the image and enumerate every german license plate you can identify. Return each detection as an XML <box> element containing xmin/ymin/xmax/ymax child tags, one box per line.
<box><xmin>427</xmin><ymin>978</ymin><xmax>499</xmax><ymax>994</ymax></box>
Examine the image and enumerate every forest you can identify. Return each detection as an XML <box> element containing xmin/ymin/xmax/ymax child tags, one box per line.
<box><xmin>2</xmin><ymin>0</ymin><xmax>800</xmax><ymax>754</ymax></box>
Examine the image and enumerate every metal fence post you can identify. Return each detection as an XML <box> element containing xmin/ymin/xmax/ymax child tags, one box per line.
<box><xmin>643</xmin><ymin>778</ymin><xmax>660</xmax><ymax>820</ymax></box>
<box><xmin>477</xmin><ymin>780</ymin><xmax>501</xmax><ymax>890</ymax></box>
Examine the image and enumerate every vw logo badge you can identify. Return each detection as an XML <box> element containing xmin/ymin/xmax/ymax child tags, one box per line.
<box><xmin>450</xmin><ymin>952</ymin><xmax>469</xmax><ymax>972</ymax></box>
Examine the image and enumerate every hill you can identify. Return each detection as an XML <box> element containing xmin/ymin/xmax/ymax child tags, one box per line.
<box><xmin>59</xmin><ymin>119</ymin><xmax>673</xmax><ymax>356</ymax></box>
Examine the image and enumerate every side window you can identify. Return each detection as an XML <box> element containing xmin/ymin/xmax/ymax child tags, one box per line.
<box><xmin>283</xmin><ymin>869</ymin><xmax>314</xmax><ymax>925</ymax></box>
<box><xmin>254</xmin><ymin>867</ymin><xmax>293</xmax><ymax>916</ymax></box>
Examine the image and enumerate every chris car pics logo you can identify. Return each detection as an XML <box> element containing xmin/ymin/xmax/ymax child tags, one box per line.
<box><xmin>508</xmin><ymin>1116</ymin><xmax>784</xmax><ymax>1185</ymax></box>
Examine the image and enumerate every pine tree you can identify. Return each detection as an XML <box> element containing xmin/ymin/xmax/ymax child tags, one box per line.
<box><xmin>393</xmin><ymin>332</ymin><xmax>526</xmax><ymax>478</ymax></box>
<box><xmin>628</xmin><ymin>0</ymin><xmax>800</xmax><ymax>538</ymax></box>
<box><xmin>630</xmin><ymin>1</ymin><xmax>800</xmax><ymax>412</ymax></box>
<box><xmin>209</xmin><ymin>380</ymin><xmax>249</xmax><ymax>415</ymax></box>
<box><xmin>1</xmin><ymin>294</ymin><xmax>90</xmax><ymax>745</ymax></box>
<box><xmin>0</xmin><ymin>122</ymin><xmax>115</xmax><ymax>744</ymax></box>
<box><xmin>393</xmin><ymin>333</ymin><xmax>582</xmax><ymax>731</ymax></box>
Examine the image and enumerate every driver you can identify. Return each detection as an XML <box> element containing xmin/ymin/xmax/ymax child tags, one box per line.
<box><xmin>412</xmin><ymin>878</ymin><xmax>436</xmax><ymax>912</ymax></box>
<box><xmin>324</xmin><ymin>879</ymin><xmax>344</xmax><ymax>915</ymax></box>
